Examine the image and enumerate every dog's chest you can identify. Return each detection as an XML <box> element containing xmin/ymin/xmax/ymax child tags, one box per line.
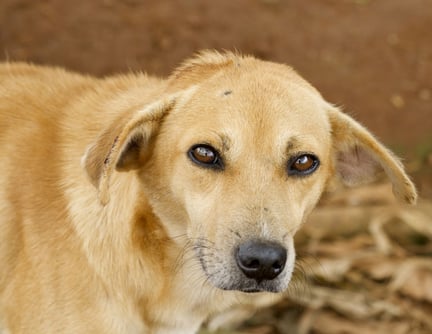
<box><xmin>146</xmin><ymin>273</ymin><xmax>240</xmax><ymax>333</ymax></box>
<box><xmin>148</xmin><ymin>304</ymin><xmax>204</xmax><ymax>334</ymax></box>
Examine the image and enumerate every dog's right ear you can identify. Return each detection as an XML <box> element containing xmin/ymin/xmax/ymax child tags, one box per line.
<box><xmin>82</xmin><ymin>90</ymin><xmax>193</xmax><ymax>205</ymax></box>
<box><xmin>328</xmin><ymin>106</ymin><xmax>417</xmax><ymax>204</ymax></box>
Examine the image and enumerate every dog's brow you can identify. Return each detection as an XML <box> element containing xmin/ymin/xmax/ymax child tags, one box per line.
<box><xmin>220</xmin><ymin>134</ymin><xmax>231</xmax><ymax>151</ymax></box>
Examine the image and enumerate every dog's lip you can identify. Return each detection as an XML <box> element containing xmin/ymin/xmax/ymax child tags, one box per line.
<box><xmin>219</xmin><ymin>284</ymin><xmax>268</xmax><ymax>293</ymax></box>
<box><xmin>240</xmin><ymin>288</ymin><xmax>262</xmax><ymax>293</ymax></box>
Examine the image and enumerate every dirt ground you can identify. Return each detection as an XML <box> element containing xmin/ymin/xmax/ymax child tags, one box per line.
<box><xmin>0</xmin><ymin>1</ymin><xmax>431</xmax><ymax>333</ymax></box>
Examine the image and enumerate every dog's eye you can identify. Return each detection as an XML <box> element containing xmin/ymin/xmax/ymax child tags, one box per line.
<box><xmin>288</xmin><ymin>153</ymin><xmax>319</xmax><ymax>176</ymax></box>
<box><xmin>188</xmin><ymin>144</ymin><xmax>223</xmax><ymax>169</ymax></box>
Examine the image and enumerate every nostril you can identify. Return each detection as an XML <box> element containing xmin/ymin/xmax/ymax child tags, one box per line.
<box><xmin>236</xmin><ymin>240</ymin><xmax>287</xmax><ymax>282</ymax></box>
<box><xmin>272</xmin><ymin>261</ymin><xmax>282</xmax><ymax>270</ymax></box>
<box><xmin>249</xmin><ymin>259</ymin><xmax>260</xmax><ymax>269</ymax></box>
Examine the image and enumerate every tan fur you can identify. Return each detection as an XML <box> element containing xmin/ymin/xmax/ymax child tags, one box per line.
<box><xmin>0</xmin><ymin>51</ymin><xmax>416</xmax><ymax>333</ymax></box>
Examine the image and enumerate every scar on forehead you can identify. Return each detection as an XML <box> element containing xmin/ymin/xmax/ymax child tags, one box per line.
<box><xmin>285</xmin><ymin>137</ymin><xmax>300</xmax><ymax>153</ymax></box>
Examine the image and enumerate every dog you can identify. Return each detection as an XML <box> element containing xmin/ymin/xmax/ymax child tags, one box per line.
<box><xmin>0</xmin><ymin>51</ymin><xmax>417</xmax><ymax>333</ymax></box>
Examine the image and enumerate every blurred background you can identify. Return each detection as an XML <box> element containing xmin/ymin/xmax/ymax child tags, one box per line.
<box><xmin>1</xmin><ymin>0</ymin><xmax>431</xmax><ymax>333</ymax></box>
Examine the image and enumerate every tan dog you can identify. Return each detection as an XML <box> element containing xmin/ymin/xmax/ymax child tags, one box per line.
<box><xmin>0</xmin><ymin>51</ymin><xmax>416</xmax><ymax>333</ymax></box>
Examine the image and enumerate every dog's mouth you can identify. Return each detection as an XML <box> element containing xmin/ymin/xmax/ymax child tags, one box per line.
<box><xmin>219</xmin><ymin>278</ymin><xmax>287</xmax><ymax>293</ymax></box>
<box><xmin>213</xmin><ymin>277</ymin><xmax>288</xmax><ymax>293</ymax></box>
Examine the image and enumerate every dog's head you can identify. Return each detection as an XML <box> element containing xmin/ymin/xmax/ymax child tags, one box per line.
<box><xmin>83</xmin><ymin>51</ymin><xmax>416</xmax><ymax>294</ymax></box>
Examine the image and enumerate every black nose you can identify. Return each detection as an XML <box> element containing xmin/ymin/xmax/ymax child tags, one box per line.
<box><xmin>236</xmin><ymin>240</ymin><xmax>287</xmax><ymax>282</ymax></box>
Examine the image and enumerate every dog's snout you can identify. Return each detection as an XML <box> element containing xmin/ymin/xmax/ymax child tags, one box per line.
<box><xmin>236</xmin><ymin>240</ymin><xmax>287</xmax><ymax>282</ymax></box>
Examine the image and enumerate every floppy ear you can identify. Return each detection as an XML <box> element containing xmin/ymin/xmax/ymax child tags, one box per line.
<box><xmin>82</xmin><ymin>94</ymin><xmax>180</xmax><ymax>205</ymax></box>
<box><xmin>328</xmin><ymin>106</ymin><xmax>417</xmax><ymax>204</ymax></box>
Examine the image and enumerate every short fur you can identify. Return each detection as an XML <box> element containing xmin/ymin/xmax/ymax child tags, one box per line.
<box><xmin>0</xmin><ymin>52</ymin><xmax>416</xmax><ymax>333</ymax></box>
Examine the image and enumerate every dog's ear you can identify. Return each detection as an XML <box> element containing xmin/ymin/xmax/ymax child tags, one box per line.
<box><xmin>328</xmin><ymin>106</ymin><xmax>417</xmax><ymax>204</ymax></box>
<box><xmin>82</xmin><ymin>92</ymin><xmax>186</xmax><ymax>205</ymax></box>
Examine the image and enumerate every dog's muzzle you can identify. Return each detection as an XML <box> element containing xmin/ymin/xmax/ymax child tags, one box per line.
<box><xmin>195</xmin><ymin>238</ymin><xmax>290</xmax><ymax>293</ymax></box>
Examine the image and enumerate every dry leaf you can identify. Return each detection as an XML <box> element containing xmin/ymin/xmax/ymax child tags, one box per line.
<box><xmin>308</xmin><ymin>257</ymin><xmax>353</xmax><ymax>282</ymax></box>
<box><xmin>291</xmin><ymin>286</ymin><xmax>401</xmax><ymax>319</ymax></box>
<box><xmin>390</xmin><ymin>258</ymin><xmax>432</xmax><ymax>303</ymax></box>
<box><xmin>310</xmin><ymin>311</ymin><xmax>415</xmax><ymax>334</ymax></box>
<box><xmin>354</xmin><ymin>256</ymin><xmax>402</xmax><ymax>281</ymax></box>
<box><xmin>397</xmin><ymin>203</ymin><xmax>432</xmax><ymax>238</ymax></box>
<box><xmin>321</xmin><ymin>182</ymin><xmax>397</xmax><ymax>207</ymax></box>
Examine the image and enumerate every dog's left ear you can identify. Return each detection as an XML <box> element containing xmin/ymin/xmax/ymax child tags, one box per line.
<box><xmin>328</xmin><ymin>106</ymin><xmax>417</xmax><ymax>204</ymax></box>
<box><xmin>82</xmin><ymin>91</ymin><xmax>190</xmax><ymax>205</ymax></box>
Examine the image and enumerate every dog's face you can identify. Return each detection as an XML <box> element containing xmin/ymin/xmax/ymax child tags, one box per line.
<box><xmin>146</xmin><ymin>66</ymin><xmax>332</xmax><ymax>293</ymax></box>
<box><xmin>83</xmin><ymin>52</ymin><xmax>416</xmax><ymax>294</ymax></box>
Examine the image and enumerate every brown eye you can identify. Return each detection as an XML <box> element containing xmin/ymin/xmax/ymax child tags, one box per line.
<box><xmin>188</xmin><ymin>144</ymin><xmax>223</xmax><ymax>169</ymax></box>
<box><xmin>288</xmin><ymin>153</ymin><xmax>319</xmax><ymax>176</ymax></box>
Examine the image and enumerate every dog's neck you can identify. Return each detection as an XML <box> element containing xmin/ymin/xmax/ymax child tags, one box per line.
<box><xmin>93</xmin><ymin>175</ymin><xmax>210</xmax><ymax>331</ymax></box>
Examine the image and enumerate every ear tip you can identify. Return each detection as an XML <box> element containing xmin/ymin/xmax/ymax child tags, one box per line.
<box><xmin>393</xmin><ymin>179</ymin><xmax>418</xmax><ymax>205</ymax></box>
<box><xmin>404</xmin><ymin>192</ymin><xmax>418</xmax><ymax>205</ymax></box>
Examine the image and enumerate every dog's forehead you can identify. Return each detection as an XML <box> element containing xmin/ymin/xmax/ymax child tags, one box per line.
<box><xmin>171</xmin><ymin>63</ymin><xmax>331</xmax><ymax>149</ymax></box>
